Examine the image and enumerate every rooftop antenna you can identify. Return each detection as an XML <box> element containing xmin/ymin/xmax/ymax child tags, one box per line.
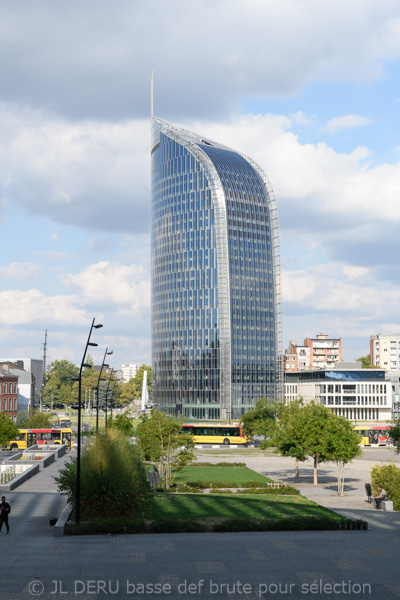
<box><xmin>151</xmin><ymin>70</ymin><xmax>154</xmax><ymax>118</ymax></box>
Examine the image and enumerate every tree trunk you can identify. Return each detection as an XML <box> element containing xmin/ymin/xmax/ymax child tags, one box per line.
<box><xmin>337</xmin><ymin>461</ymin><xmax>344</xmax><ymax>496</ymax></box>
<box><xmin>313</xmin><ymin>456</ymin><xmax>318</xmax><ymax>485</ymax></box>
<box><xmin>295</xmin><ymin>458</ymin><xmax>299</xmax><ymax>478</ymax></box>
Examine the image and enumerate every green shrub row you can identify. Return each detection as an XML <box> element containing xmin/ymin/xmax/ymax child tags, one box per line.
<box><xmin>370</xmin><ymin>464</ymin><xmax>400</xmax><ymax>510</ymax></box>
<box><xmin>190</xmin><ymin>462</ymin><xmax>246</xmax><ymax>468</ymax></box>
<box><xmin>209</xmin><ymin>486</ymin><xmax>300</xmax><ymax>496</ymax></box>
<box><xmin>65</xmin><ymin>517</ymin><xmax>145</xmax><ymax>535</ymax></box>
<box><xmin>148</xmin><ymin>519</ymin><xmax>206</xmax><ymax>533</ymax></box>
<box><xmin>65</xmin><ymin>515</ymin><xmax>367</xmax><ymax>535</ymax></box>
<box><xmin>179</xmin><ymin>480</ymin><xmax>275</xmax><ymax>489</ymax></box>
<box><xmin>213</xmin><ymin>516</ymin><xmax>368</xmax><ymax>532</ymax></box>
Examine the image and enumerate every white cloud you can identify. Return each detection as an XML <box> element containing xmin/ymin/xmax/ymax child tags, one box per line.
<box><xmin>283</xmin><ymin>263</ymin><xmax>400</xmax><ymax>317</ymax></box>
<box><xmin>0</xmin><ymin>289</ymin><xmax>89</xmax><ymax>325</ymax></box>
<box><xmin>64</xmin><ymin>261</ymin><xmax>150</xmax><ymax>314</ymax></box>
<box><xmin>324</xmin><ymin>114</ymin><xmax>371</xmax><ymax>133</ymax></box>
<box><xmin>0</xmin><ymin>2</ymin><xmax>399</xmax><ymax>120</ymax></box>
<box><xmin>0</xmin><ymin>105</ymin><xmax>149</xmax><ymax>233</ymax></box>
<box><xmin>0</xmin><ymin>262</ymin><xmax>43</xmax><ymax>282</ymax></box>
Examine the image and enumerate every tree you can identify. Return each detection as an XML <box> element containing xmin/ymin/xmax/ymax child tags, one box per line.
<box><xmin>136</xmin><ymin>411</ymin><xmax>194</xmax><ymax>489</ymax></box>
<box><xmin>297</xmin><ymin>403</ymin><xmax>339</xmax><ymax>485</ymax></box>
<box><xmin>356</xmin><ymin>354</ymin><xmax>380</xmax><ymax>369</ymax></box>
<box><xmin>119</xmin><ymin>381</ymin><xmax>136</xmax><ymax>406</ymax></box>
<box><xmin>273</xmin><ymin>401</ymin><xmax>362</xmax><ymax>489</ymax></box>
<box><xmin>241</xmin><ymin>397</ymin><xmax>276</xmax><ymax>445</ymax></box>
<box><xmin>271</xmin><ymin>400</ymin><xmax>307</xmax><ymax>477</ymax></box>
<box><xmin>324</xmin><ymin>416</ymin><xmax>361</xmax><ymax>495</ymax></box>
<box><xmin>44</xmin><ymin>360</ymin><xmax>79</xmax><ymax>407</ymax></box>
<box><xmin>20</xmin><ymin>412</ymin><xmax>52</xmax><ymax>428</ymax></box>
<box><xmin>0</xmin><ymin>413</ymin><xmax>19</xmax><ymax>449</ymax></box>
<box><xmin>58</xmin><ymin>384</ymin><xmax>76</xmax><ymax>414</ymax></box>
<box><xmin>389</xmin><ymin>420</ymin><xmax>400</xmax><ymax>452</ymax></box>
<box><xmin>110</xmin><ymin>411</ymin><xmax>135</xmax><ymax>436</ymax></box>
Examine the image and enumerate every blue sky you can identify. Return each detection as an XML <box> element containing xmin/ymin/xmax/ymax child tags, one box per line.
<box><xmin>1</xmin><ymin>0</ymin><xmax>400</xmax><ymax>369</ymax></box>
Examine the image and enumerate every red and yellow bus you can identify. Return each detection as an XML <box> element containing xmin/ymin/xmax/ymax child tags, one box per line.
<box><xmin>353</xmin><ymin>425</ymin><xmax>393</xmax><ymax>446</ymax></box>
<box><xmin>7</xmin><ymin>428</ymin><xmax>74</xmax><ymax>450</ymax></box>
<box><xmin>181</xmin><ymin>423</ymin><xmax>249</xmax><ymax>445</ymax></box>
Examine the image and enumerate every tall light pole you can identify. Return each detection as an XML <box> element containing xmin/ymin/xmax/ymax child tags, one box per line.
<box><xmin>76</xmin><ymin>318</ymin><xmax>103</xmax><ymax>526</ymax></box>
<box><xmin>95</xmin><ymin>348</ymin><xmax>113</xmax><ymax>433</ymax></box>
<box><xmin>109</xmin><ymin>376</ymin><xmax>118</xmax><ymax>422</ymax></box>
<box><xmin>104</xmin><ymin>368</ymin><xmax>115</xmax><ymax>428</ymax></box>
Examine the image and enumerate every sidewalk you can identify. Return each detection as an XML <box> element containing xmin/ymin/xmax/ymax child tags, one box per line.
<box><xmin>2</xmin><ymin>448</ymin><xmax>72</xmax><ymax>539</ymax></box>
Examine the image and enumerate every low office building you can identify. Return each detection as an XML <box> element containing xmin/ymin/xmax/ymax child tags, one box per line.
<box><xmin>285</xmin><ymin>362</ymin><xmax>391</xmax><ymax>422</ymax></box>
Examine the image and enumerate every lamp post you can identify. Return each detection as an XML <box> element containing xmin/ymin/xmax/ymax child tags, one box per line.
<box><xmin>109</xmin><ymin>376</ymin><xmax>118</xmax><ymax>422</ymax></box>
<box><xmin>104</xmin><ymin>368</ymin><xmax>115</xmax><ymax>428</ymax></box>
<box><xmin>76</xmin><ymin>317</ymin><xmax>103</xmax><ymax>526</ymax></box>
<box><xmin>95</xmin><ymin>348</ymin><xmax>113</xmax><ymax>433</ymax></box>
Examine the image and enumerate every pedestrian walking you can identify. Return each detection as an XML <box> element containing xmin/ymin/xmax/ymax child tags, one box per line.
<box><xmin>0</xmin><ymin>495</ymin><xmax>10</xmax><ymax>534</ymax></box>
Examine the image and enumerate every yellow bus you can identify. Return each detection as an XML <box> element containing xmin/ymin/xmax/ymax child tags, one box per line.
<box><xmin>353</xmin><ymin>425</ymin><xmax>393</xmax><ymax>446</ymax></box>
<box><xmin>181</xmin><ymin>423</ymin><xmax>249</xmax><ymax>445</ymax></box>
<box><xmin>8</xmin><ymin>428</ymin><xmax>74</xmax><ymax>450</ymax></box>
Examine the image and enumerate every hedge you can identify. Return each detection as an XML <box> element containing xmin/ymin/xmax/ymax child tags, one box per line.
<box><xmin>370</xmin><ymin>463</ymin><xmax>400</xmax><ymax>510</ymax></box>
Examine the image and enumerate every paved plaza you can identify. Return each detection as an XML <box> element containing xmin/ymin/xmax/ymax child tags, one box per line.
<box><xmin>0</xmin><ymin>447</ymin><xmax>399</xmax><ymax>600</ymax></box>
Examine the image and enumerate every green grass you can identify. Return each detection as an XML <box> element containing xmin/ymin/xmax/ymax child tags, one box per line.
<box><xmin>146</xmin><ymin>493</ymin><xmax>343</xmax><ymax>522</ymax></box>
<box><xmin>175</xmin><ymin>465</ymin><xmax>272</xmax><ymax>485</ymax></box>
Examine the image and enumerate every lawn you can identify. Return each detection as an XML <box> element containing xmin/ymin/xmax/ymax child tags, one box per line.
<box><xmin>146</xmin><ymin>493</ymin><xmax>343</xmax><ymax>522</ymax></box>
<box><xmin>175</xmin><ymin>465</ymin><xmax>272</xmax><ymax>485</ymax></box>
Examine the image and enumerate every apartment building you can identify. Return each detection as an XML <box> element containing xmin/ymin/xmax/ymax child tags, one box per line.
<box><xmin>303</xmin><ymin>333</ymin><xmax>342</xmax><ymax>369</ymax></box>
<box><xmin>370</xmin><ymin>334</ymin><xmax>400</xmax><ymax>370</ymax></box>
<box><xmin>283</xmin><ymin>341</ymin><xmax>311</xmax><ymax>372</ymax></box>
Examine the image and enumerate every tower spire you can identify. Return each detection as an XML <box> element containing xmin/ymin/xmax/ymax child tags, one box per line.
<box><xmin>151</xmin><ymin>71</ymin><xmax>154</xmax><ymax>118</ymax></box>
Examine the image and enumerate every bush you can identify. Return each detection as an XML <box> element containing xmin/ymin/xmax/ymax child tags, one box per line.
<box><xmin>149</xmin><ymin>518</ymin><xmax>206</xmax><ymax>533</ymax></box>
<box><xmin>213</xmin><ymin>516</ymin><xmax>367</xmax><ymax>533</ymax></box>
<box><xmin>182</xmin><ymin>480</ymin><xmax>274</xmax><ymax>489</ymax></box>
<box><xmin>235</xmin><ymin>486</ymin><xmax>300</xmax><ymax>495</ymax></box>
<box><xmin>370</xmin><ymin>463</ymin><xmax>400</xmax><ymax>510</ymax></box>
<box><xmin>54</xmin><ymin>429</ymin><xmax>150</xmax><ymax>519</ymax></box>
<box><xmin>190</xmin><ymin>462</ymin><xmax>246</xmax><ymax>468</ymax></box>
<box><xmin>66</xmin><ymin>518</ymin><xmax>145</xmax><ymax>535</ymax></box>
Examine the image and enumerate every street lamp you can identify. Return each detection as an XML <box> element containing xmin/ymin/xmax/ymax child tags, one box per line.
<box><xmin>109</xmin><ymin>376</ymin><xmax>119</xmax><ymax>422</ymax></box>
<box><xmin>95</xmin><ymin>348</ymin><xmax>113</xmax><ymax>433</ymax></box>
<box><xmin>104</xmin><ymin>368</ymin><xmax>115</xmax><ymax>427</ymax></box>
<box><xmin>76</xmin><ymin>318</ymin><xmax>103</xmax><ymax>526</ymax></box>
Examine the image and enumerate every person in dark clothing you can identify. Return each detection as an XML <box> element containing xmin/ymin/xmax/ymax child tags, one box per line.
<box><xmin>0</xmin><ymin>496</ymin><xmax>10</xmax><ymax>534</ymax></box>
<box><xmin>374</xmin><ymin>486</ymin><xmax>388</xmax><ymax>509</ymax></box>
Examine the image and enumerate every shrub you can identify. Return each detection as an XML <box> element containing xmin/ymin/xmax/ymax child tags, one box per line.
<box><xmin>190</xmin><ymin>462</ymin><xmax>246</xmax><ymax>468</ymax></box>
<box><xmin>235</xmin><ymin>486</ymin><xmax>300</xmax><ymax>496</ymax></box>
<box><xmin>149</xmin><ymin>518</ymin><xmax>206</xmax><ymax>533</ymax></box>
<box><xmin>370</xmin><ymin>463</ymin><xmax>400</xmax><ymax>510</ymax></box>
<box><xmin>54</xmin><ymin>429</ymin><xmax>149</xmax><ymax>519</ymax></box>
<box><xmin>66</xmin><ymin>518</ymin><xmax>145</xmax><ymax>535</ymax></box>
<box><xmin>182</xmin><ymin>480</ymin><xmax>274</xmax><ymax>489</ymax></box>
<box><xmin>213</xmin><ymin>516</ymin><xmax>367</xmax><ymax>533</ymax></box>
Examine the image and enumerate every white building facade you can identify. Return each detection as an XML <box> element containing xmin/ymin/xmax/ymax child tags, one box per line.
<box><xmin>285</xmin><ymin>364</ymin><xmax>391</xmax><ymax>422</ymax></box>
<box><xmin>121</xmin><ymin>363</ymin><xmax>139</xmax><ymax>383</ymax></box>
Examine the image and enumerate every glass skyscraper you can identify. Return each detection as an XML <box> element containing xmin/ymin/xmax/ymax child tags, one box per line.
<box><xmin>151</xmin><ymin>117</ymin><xmax>282</xmax><ymax>420</ymax></box>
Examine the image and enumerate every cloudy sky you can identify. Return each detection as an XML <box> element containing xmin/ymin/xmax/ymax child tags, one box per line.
<box><xmin>1</xmin><ymin>0</ymin><xmax>400</xmax><ymax>369</ymax></box>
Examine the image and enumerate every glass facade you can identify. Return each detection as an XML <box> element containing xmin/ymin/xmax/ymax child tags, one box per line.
<box><xmin>151</xmin><ymin>118</ymin><xmax>281</xmax><ymax>419</ymax></box>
